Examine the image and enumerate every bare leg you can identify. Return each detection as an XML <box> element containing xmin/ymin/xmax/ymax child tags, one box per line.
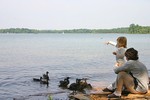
<box><xmin>115</xmin><ymin>72</ymin><xmax>138</xmax><ymax>94</ymax></box>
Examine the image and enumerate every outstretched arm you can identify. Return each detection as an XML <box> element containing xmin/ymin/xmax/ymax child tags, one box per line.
<box><xmin>106</xmin><ymin>41</ymin><xmax>117</xmax><ymax>46</ymax></box>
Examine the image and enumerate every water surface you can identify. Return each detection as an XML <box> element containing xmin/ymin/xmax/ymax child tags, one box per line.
<box><xmin>0</xmin><ymin>33</ymin><xmax>150</xmax><ymax>99</ymax></box>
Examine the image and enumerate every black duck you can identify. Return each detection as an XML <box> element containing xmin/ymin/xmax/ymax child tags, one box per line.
<box><xmin>59</xmin><ymin>77</ymin><xmax>70</xmax><ymax>88</ymax></box>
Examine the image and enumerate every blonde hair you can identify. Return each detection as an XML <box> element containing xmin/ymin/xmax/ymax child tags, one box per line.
<box><xmin>116</xmin><ymin>36</ymin><xmax>127</xmax><ymax>48</ymax></box>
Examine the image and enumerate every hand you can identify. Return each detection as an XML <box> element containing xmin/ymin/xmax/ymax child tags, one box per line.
<box><xmin>105</xmin><ymin>41</ymin><xmax>109</xmax><ymax>45</ymax></box>
<box><xmin>115</xmin><ymin>63</ymin><xmax>119</xmax><ymax>67</ymax></box>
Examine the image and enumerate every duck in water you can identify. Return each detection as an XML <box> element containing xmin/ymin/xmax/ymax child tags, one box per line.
<box><xmin>33</xmin><ymin>77</ymin><xmax>42</xmax><ymax>82</ymax></box>
<box><xmin>68</xmin><ymin>78</ymin><xmax>81</xmax><ymax>94</ymax></box>
<box><xmin>43</xmin><ymin>71</ymin><xmax>49</xmax><ymax>80</ymax></box>
<box><xmin>59</xmin><ymin>77</ymin><xmax>70</xmax><ymax>88</ymax></box>
<box><xmin>78</xmin><ymin>78</ymin><xmax>92</xmax><ymax>91</ymax></box>
<box><xmin>33</xmin><ymin>71</ymin><xmax>49</xmax><ymax>85</ymax></box>
<box><xmin>41</xmin><ymin>71</ymin><xmax>49</xmax><ymax>85</ymax></box>
<box><xmin>68</xmin><ymin>78</ymin><xmax>92</xmax><ymax>94</ymax></box>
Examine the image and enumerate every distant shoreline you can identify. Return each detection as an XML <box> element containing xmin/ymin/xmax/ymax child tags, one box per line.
<box><xmin>0</xmin><ymin>24</ymin><xmax>150</xmax><ymax>34</ymax></box>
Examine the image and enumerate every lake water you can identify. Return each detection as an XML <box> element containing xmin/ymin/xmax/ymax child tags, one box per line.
<box><xmin>0</xmin><ymin>33</ymin><xmax>150</xmax><ymax>100</ymax></box>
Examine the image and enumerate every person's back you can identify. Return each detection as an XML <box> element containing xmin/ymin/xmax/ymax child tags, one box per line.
<box><xmin>128</xmin><ymin>60</ymin><xmax>149</xmax><ymax>92</ymax></box>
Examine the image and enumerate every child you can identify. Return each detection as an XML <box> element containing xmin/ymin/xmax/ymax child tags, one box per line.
<box><xmin>103</xmin><ymin>36</ymin><xmax>127</xmax><ymax>92</ymax></box>
<box><xmin>106</xmin><ymin>36</ymin><xmax>127</xmax><ymax>67</ymax></box>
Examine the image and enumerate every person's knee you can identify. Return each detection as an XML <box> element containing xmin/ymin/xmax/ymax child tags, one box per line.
<box><xmin>118</xmin><ymin>71</ymin><xmax>126</xmax><ymax>76</ymax></box>
<box><xmin>117</xmin><ymin>72</ymin><xmax>127</xmax><ymax>78</ymax></box>
<box><xmin>118</xmin><ymin>71</ymin><xmax>133</xmax><ymax>81</ymax></box>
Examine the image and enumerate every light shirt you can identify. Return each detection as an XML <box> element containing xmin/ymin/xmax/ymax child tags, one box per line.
<box><xmin>114</xmin><ymin>60</ymin><xmax>149</xmax><ymax>93</ymax></box>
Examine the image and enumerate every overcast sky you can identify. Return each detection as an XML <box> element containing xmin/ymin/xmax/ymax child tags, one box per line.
<box><xmin>0</xmin><ymin>0</ymin><xmax>149</xmax><ymax>30</ymax></box>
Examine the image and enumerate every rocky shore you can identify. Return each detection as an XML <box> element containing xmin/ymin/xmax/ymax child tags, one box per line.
<box><xmin>90</xmin><ymin>91</ymin><xmax>150</xmax><ymax>100</ymax></box>
<box><xmin>70</xmin><ymin>87</ymin><xmax>150</xmax><ymax>100</ymax></box>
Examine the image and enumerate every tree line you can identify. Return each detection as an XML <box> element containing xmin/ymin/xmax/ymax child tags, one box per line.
<box><xmin>128</xmin><ymin>24</ymin><xmax>150</xmax><ymax>34</ymax></box>
<box><xmin>0</xmin><ymin>24</ymin><xmax>150</xmax><ymax>34</ymax></box>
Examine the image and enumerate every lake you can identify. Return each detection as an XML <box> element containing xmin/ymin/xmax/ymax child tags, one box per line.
<box><xmin>0</xmin><ymin>33</ymin><xmax>150</xmax><ymax>100</ymax></box>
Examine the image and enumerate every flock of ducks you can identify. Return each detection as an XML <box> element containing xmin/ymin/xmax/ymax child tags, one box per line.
<box><xmin>33</xmin><ymin>72</ymin><xmax>92</xmax><ymax>94</ymax></box>
<box><xmin>58</xmin><ymin>77</ymin><xmax>93</xmax><ymax>94</ymax></box>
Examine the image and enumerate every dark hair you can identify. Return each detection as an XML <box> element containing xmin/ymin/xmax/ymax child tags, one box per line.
<box><xmin>125</xmin><ymin>48</ymin><xmax>138</xmax><ymax>60</ymax></box>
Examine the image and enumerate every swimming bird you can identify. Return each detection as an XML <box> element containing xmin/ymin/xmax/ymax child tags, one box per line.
<box><xmin>79</xmin><ymin>78</ymin><xmax>92</xmax><ymax>90</ymax></box>
<box><xmin>33</xmin><ymin>71</ymin><xmax>49</xmax><ymax>85</ymax></box>
<box><xmin>68</xmin><ymin>78</ymin><xmax>92</xmax><ymax>94</ymax></box>
<box><xmin>33</xmin><ymin>77</ymin><xmax>42</xmax><ymax>82</ymax></box>
<box><xmin>68</xmin><ymin>78</ymin><xmax>81</xmax><ymax>94</ymax></box>
<box><xmin>40</xmin><ymin>77</ymin><xmax>49</xmax><ymax>85</ymax></box>
<box><xmin>43</xmin><ymin>71</ymin><xmax>49</xmax><ymax>80</ymax></box>
<box><xmin>40</xmin><ymin>71</ymin><xmax>49</xmax><ymax>85</ymax></box>
<box><xmin>59</xmin><ymin>77</ymin><xmax>70</xmax><ymax>88</ymax></box>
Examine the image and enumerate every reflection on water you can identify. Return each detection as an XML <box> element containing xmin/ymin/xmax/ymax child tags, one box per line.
<box><xmin>0</xmin><ymin>33</ymin><xmax>150</xmax><ymax>99</ymax></box>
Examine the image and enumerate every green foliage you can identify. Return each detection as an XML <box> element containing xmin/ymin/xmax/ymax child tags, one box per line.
<box><xmin>0</xmin><ymin>24</ymin><xmax>150</xmax><ymax>34</ymax></box>
<box><xmin>48</xmin><ymin>95</ymin><xmax>52</xmax><ymax>100</ymax></box>
<box><xmin>0</xmin><ymin>28</ymin><xmax>39</xmax><ymax>33</ymax></box>
<box><xmin>128</xmin><ymin>24</ymin><xmax>150</xmax><ymax>34</ymax></box>
<box><xmin>0</xmin><ymin>28</ymin><xmax>129</xmax><ymax>33</ymax></box>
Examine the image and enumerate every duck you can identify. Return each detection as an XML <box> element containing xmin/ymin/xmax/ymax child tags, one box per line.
<box><xmin>59</xmin><ymin>77</ymin><xmax>70</xmax><ymax>88</ymax></box>
<box><xmin>79</xmin><ymin>78</ymin><xmax>92</xmax><ymax>90</ymax></box>
<box><xmin>33</xmin><ymin>71</ymin><xmax>49</xmax><ymax>85</ymax></box>
<box><xmin>40</xmin><ymin>77</ymin><xmax>49</xmax><ymax>85</ymax></box>
<box><xmin>33</xmin><ymin>77</ymin><xmax>42</xmax><ymax>82</ymax></box>
<box><xmin>68</xmin><ymin>78</ymin><xmax>81</xmax><ymax>94</ymax></box>
<box><xmin>68</xmin><ymin>78</ymin><xmax>92</xmax><ymax>94</ymax></box>
<box><xmin>33</xmin><ymin>77</ymin><xmax>48</xmax><ymax>84</ymax></box>
<box><xmin>43</xmin><ymin>71</ymin><xmax>49</xmax><ymax>80</ymax></box>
